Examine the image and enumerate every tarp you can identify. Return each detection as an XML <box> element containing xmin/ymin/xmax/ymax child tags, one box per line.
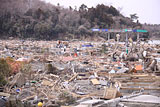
<box><xmin>135</xmin><ymin>65</ymin><xmax>143</xmax><ymax>71</ymax></box>
<box><xmin>82</xmin><ymin>44</ymin><xmax>93</xmax><ymax>47</ymax></box>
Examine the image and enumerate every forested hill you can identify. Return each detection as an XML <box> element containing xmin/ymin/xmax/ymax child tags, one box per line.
<box><xmin>0</xmin><ymin>0</ymin><xmax>142</xmax><ymax>40</ymax></box>
<box><xmin>143</xmin><ymin>24</ymin><xmax>160</xmax><ymax>39</ymax></box>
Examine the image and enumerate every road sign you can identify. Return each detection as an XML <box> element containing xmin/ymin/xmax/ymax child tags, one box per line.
<box><xmin>92</xmin><ymin>29</ymin><xmax>100</xmax><ymax>31</ymax></box>
<box><xmin>136</xmin><ymin>29</ymin><xmax>148</xmax><ymax>33</ymax></box>
<box><xmin>91</xmin><ymin>28</ymin><xmax>148</xmax><ymax>33</ymax></box>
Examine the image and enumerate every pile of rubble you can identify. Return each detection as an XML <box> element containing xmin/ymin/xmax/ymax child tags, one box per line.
<box><xmin>0</xmin><ymin>39</ymin><xmax>160</xmax><ymax>107</ymax></box>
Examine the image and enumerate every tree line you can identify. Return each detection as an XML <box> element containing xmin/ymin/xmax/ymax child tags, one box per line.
<box><xmin>0</xmin><ymin>0</ymin><xmax>141</xmax><ymax>40</ymax></box>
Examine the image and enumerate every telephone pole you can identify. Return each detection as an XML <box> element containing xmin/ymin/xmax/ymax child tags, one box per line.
<box><xmin>28</xmin><ymin>0</ymin><xmax>32</xmax><ymax>9</ymax></box>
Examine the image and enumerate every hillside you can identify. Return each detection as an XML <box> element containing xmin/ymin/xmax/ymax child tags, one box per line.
<box><xmin>0</xmin><ymin>0</ymin><xmax>144</xmax><ymax>40</ymax></box>
<box><xmin>143</xmin><ymin>24</ymin><xmax>160</xmax><ymax>39</ymax></box>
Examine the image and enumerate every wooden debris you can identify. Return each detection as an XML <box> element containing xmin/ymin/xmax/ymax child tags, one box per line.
<box><xmin>0</xmin><ymin>92</ymin><xmax>10</xmax><ymax>97</ymax></box>
<box><xmin>91</xmin><ymin>79</ymin><xmax>100</xmax><ymax>85</ymax></box>
<box><xmin>103</xmin><ymin>87</ymin><xmax>121</xmax><ymax>99</ymax></box>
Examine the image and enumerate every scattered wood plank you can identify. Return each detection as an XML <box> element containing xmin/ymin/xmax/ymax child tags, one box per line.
<box><xmin>0</xmin><ymin>92</ymin><xmax>10</xmax><ymax>97</ymax></box>
<box><xmin>68</xmin><ymin>73</ymin><xmax>79</xmax><ymax>82</ymax></box>
<box><xmin>91</xmin><ymin>79</ymin><xmax>100</xmax><ymax>85</ymax></box>
<box><xmin>121</xmin><ymin>83</ymin><xmax>157</xmax><ymax>87</ymax></box>
<box><xmin>121</xmin><ymin>87</ymin><xmax>160</xmax><ymax>90</ymax></box>
<box><xmin>119</xmin><ymin>80</ymin><xmax>155</xmax><ymax>83</ymax></box>
<box><xmin>22</xmin><ymin>95</ymin><xmax>36</xmax><ymax>101</ymax></box>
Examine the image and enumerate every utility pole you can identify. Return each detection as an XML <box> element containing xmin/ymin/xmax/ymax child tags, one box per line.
<box><xmin>28</xmin><ymin>0</ymin><xmax>32</xmax><ymax>9</ymax></box>
<box><xmin>108</xmin><ymin>33</ymin><xmax>110</xmax><ymax>41</ymax></box>
<box><xmin>137</xmin><ymin>32</ymin><xmax>140</xmax><ymax>42</ymax></box>
<box><xmin>126</xmin><ymin>33</ymin><xmax>128</xmax><ymax>54</ymax></box>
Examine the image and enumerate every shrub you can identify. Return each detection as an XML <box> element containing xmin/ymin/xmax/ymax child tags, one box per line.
<box><xmin>0</xmin><ymin>58</ymin><xmax>11</xmax><ymax>86</ymax></box>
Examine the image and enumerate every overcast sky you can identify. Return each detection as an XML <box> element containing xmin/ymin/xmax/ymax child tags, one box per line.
<box><xmin>43</xmin><ymin>0</ymin><xmax>160</xmax><ymax>24</ymax></box>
